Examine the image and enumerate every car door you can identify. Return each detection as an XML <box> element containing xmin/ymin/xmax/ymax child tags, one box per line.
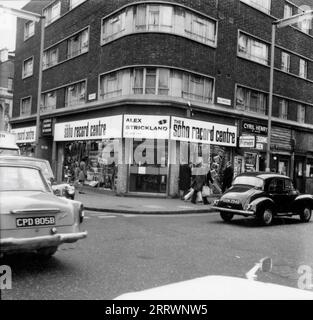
<box><xmin>268</xmin><ymin>178</ymin><xmax>286</xmax><ymax>213</ymax></box>
<box><xmin>283</xmin><ymin>178</ymin><xmax>298</xmax><ymax>212</ymax></box>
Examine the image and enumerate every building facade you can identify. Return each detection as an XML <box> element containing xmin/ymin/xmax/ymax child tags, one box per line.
<box><xmin>11</xmin><ymin>0</ymin><xmax>313</xmax><ymax>196</ymax></box>
<box><xmin>0</xmin><ymin>48</ymin><xmax>14</xmax><ymax>132</ymax></box>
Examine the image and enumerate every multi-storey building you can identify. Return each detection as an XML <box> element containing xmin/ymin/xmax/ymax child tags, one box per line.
<box><xmin>0</xmin><ymin>48</ymin><xmax>14</xmax><ymax>132</ymax></box>
<box><xmin>11</xmin><ymin>0</ymin><xmax>313</xmax><ymax>195</ymax></box>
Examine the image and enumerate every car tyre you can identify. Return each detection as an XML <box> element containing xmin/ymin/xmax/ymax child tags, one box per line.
<box><xmin>300</xmin><ymin>206</ymin><xmax>312</xmax><ymax>223</ymax></box>
<box><xmin>220</xmin><ymin>212</ymin><xmax>234</xmax><ymax>222</ymax></box>
<box><xmin>258</xmin><ymin>207</ymin><xmax>273</xmax><ymax>226</ymax></box>
<box><xmin>37</xmin><ymin>246</ymin><xmax>58</xmax><ymax>259</ymax></box>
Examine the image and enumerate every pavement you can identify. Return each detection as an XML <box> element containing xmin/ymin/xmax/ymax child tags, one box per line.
<box><xmin>76</xmin><ymin>186</ymin><xmax>220</xmax><ymax>214</ymax></box>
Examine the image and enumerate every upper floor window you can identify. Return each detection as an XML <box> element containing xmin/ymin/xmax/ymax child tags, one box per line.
<box><xmin>44</xmin><ymin>1</ymin><xmax>61</xmax><ymax>26</ymax></box>
<box><xmin>22</xmin><ymin>57</ymin><xmax>33</xmax><ymax>78</ymax></box>
<box><xmin>69</xmin><ymin>0</ymin><xmax>86</xmax><ymax>10</ymax></box>
<box><xmin>43</xmin><ymin>47</ymin><xmax>58</xmax><ymax>69</ymax></box>
<box><xmin>99</xmin><ymin>67</ymin><xmax>214</xmax><ymax>103</ymax></box>
<box><xmin>238</xmin><ymin>32</ymin><xmax>269</xmax><ymax>65</ymax></box>
<box><xmin>299</xmin><ymin>59</ymin><xmax>308</xmax><ymax>79</ymax></box>
<box><xmin>65</xmin><ymin>81</ymin><xmax>86</xmax><ymax>107</ymax></box>
<box><xmin>24</xmin><ymin>21</ymin><xmax>35</xmax><ymax>40</ymax></box>
<box><xmin>101</xmin><ymin>4</ymin><xmax>217</xmax><ymax>46</ymax></box>
<box><xmin>20</xmin><ymin>97</ymin><xmax>31</xmax><ymax>116</ymax></box>
<box><xmin>284</xmin><ymin>3</ymin><xmax>293</xmax><ymax>19</ymax></box>
<box><xmin>236</xmin><ymin>86</ymin><xmax>268</xmax><ymax>115</ymax></box>
<box><xmin>240</xmin><ymin>0</ymin><xmax>271</xmax><ymax>14</ymax></box>
<box><xmin>279</xmin><ymin>99</ymin><xmax>288</xmax><ymax>120</ymax></box>
<box><xmin>297</xmin><ymin>104</ymin><xmax>306</xmax><ymax>123</ymax></box>
<box><xmin>67</xmin><ymin>29</ymin><xmax>89</xmax><ymax>59</ymax></box>
<box><xmin>7</xmin><ymin>78</ymin><xmax>13</xmax><ymax>91</ymax></box>
<box><xmin>41</xmin><ymin>91</ymin><xmax>57</xmax><ymax>113</ymax></box>
<box><xmin>281</xmin><ymin>52</ymin><xmax>290</xmax><ymax>72</ymax></box>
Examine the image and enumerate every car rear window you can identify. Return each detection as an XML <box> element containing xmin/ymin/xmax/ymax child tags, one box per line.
<box><xmin>0</xmin><ymin>166</ymin><xmax>50</xmax><ymax>192</ymax></box>
<box><xmin>233</xmin><ymin>176</ymin><xmax>264</xmax><ymax>188</ymax></box>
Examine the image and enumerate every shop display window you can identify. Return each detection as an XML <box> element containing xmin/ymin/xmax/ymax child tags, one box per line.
<box><xmin>306</xmin><ymin>159</ymin><xmax>313</xmax><ymax>178</ymax></box>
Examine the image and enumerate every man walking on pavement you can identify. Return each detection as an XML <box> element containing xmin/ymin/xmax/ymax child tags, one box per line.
<box><xmin>222</xmin><ymin>161</ymin><xmax>234</xmax><ymax>193</ymax></box>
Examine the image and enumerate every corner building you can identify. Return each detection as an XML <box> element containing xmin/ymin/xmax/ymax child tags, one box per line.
<box><xmin>11</xmin><ymin>0</ymin><xmax>313</xmax><ymax>196</ymax></box>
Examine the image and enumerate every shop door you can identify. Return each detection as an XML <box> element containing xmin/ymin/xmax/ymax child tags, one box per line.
<box><xmin>129</xmin><ymin>139</ymin><xmax>168</xmax><ymax>194</ymax></box>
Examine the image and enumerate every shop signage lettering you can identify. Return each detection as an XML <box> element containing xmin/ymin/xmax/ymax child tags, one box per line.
<box><xmin>54</xmin><ymin>115</ymin><xmax>123</xmax><ymax>141</ymax></box>
<box><xmin>242</xmin><ymin>121</ymin><xmax>268</xmax><ymax>135</ymax></box>
<box><xmin>239</xmin><ymin>135</ymin><xmax>256</xmax><ymax>148</ymax></box>
<box><xmin>171</xmin><ymin>117</ymin><xmax>237</xmax><ymax>147</ymax></box>
<box><xmin>42</xmin><ymin>119</ymin><xmax>52</xmax><ymax>136</ymax></box>
<box><xmin>123</xmin><ymin>115</ymin><xmax>170</xmax><ymax>139</ymax></box>
<box><xmin>11</xmin><ymin>126</ymin><xmax>36</xmax><ymax>143</ymax></box>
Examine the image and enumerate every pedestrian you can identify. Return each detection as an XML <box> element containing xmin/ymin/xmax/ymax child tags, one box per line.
<box><xmin>201</xmin><ymin>169</ymin><xmax>214</xmax><ymax>205</ymax></box>
<box><xmin>222</xmin><ymin>161</ymin><xmax>234</xmax><ymax>193</ymax></box>
<box><xmin>210</xmin><ymin>163</ymin><xmax>222</xmax><ymax>194</ymax></box>
<box><xmin>179</xmin><ymin>163</ymin><xmax>192</xmax><ymax>200</ymax></box>
<box><xmin>78</xmin><ymin>161</ymin><xmax>86</xmax><ymax>194</ymax></box>
<box><xmin>190</xmin><ymin>173</ymin><xmax>206</xmax><ymax>204</ymax></box>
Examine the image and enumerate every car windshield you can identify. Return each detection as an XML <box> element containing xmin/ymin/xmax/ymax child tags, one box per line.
<box><xmin>0</xmin><ymin>166</ymin><xmax>50</xmax><ymax>192</ymax></box>
<box><xmin>232</xmin><ymin>176</ymin><xmax>264</xmax><ymax>188</ymax></box>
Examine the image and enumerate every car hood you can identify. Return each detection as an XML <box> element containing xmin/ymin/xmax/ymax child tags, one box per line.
<box><xmin>220</xmin><ymin>186</ymin><xmax>263</xmax><ymax>205</ymax></box>
<box><xmin>0</xmin><ymin>191</ymin><xmax>72</xmax><ymax>214</ymax></box>
<box><xmin>114</xmin><ymin>276</ymin><xmax>313</xmax><ymax>300</ymax></box>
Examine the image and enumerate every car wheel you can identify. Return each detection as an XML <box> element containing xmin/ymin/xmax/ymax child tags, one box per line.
<box><xmin>37</xmin><ymin>246</ymin><xmax>58</xmax><ymax>259</ymax></box>
<box><xmin>300</xmin><ymin>206</ymin><xmax>312</xmax><ymax>223</ymax></box>
<box><xmin>220</xmin><ymin>212</ymin><xmax>234</xmax><ymax>222</ymax></box>
<box><xmin>258</xmin><ymin>207</ymin><xmax>273</xmax><ymax>226</ymax></box>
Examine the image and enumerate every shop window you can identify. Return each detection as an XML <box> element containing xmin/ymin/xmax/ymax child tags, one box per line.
<box><xmin>306</xmin><ymin>159</ymin><xmax>313</xmax><ymax>178</ymax></box>
<box><xmin>238</xmin><ymin>32</ymin><xmax>269</xmax><ymax>65</ymax></box>
<box><xmin>24</xmin><ymin>21</ymin><xmax>34</xmax><ymax>40</ymax></box>
<box><xmin>236</xmin><ymin>86</ymin><xmax>268</xmax><ymax>115</ymax></box>
<box><xmin>22</xmin><ymin>57</ymin><xmax>33</xmax><ymax>78</ymax></box>
<box><xmin>44</xmin><ymin>1</ymin><xmax>61</xmax><ymax>26</ymax></box>
<box><xmin>43</xmin><ymin>47</ymin><xmax>58</xmax><ymax>69</ymax></box>
<box><xmin>65</xmin><ymin>81</ymin><xmax>86</xmax><ymax>107</ymax></box>
<box><xmin>281</xmin><ymin>52</ymin><xmax>290</xmax><ymax>73</ymax></box>
<box><xmin>20</xmin><ymin>97</ymin><xmax>32</xmax><ymax>116</ymax></box>
<box><xmin>67</xmin><ymin>29</ymin><xmax>89</xmax><ymax>59</ymax></box>
<box><xmin>296</xmin><ymin>161</ymin><xmax>304</xmax><ymax>177</ymax></box>
<box><xmin>41</xmin><ymin>91</ymin><xmax>57</xmax><ymax>113</ymax></box>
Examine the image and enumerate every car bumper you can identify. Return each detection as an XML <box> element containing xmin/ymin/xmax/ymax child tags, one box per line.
<box><xmin>0</xmin><ymin>231</ymin><xmax>88</xmax><ymax>253</ymax></box>
<box><xmin>212</xmin><ymin>206</ymin><xmax>255</xmax><ymax>216</ymax></box>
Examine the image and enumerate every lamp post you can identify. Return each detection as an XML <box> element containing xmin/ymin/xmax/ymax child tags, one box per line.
<box><xmin>266</xmin><ymin>10</ymin><xmax>313</xmax><ymax>172</ymax></box>
<box><xmin>0</xmin><ymin>4</ymin><xmax>44</xmax><ymax>157</ymax></box>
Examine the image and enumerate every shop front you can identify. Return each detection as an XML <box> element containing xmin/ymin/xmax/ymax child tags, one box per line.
<box><xmin>11</xmin><ymin>125</ymin><xmax>36</xmax><ymax>156</ymax></box>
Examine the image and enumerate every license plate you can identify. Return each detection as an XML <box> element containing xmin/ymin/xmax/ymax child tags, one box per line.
<box><xmin>16</xmin><ymin>216</ymin><xmax>55</xmax><ymax>228</ymax></box>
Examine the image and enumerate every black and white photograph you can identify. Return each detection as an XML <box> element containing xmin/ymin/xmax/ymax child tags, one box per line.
<box><xmin>1</xmin><ymin>0</ymin><xmax>313</xmax><ymax>307</ymax></box>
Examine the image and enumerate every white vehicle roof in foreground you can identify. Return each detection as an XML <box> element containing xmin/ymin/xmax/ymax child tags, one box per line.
<box><xmin>115</xmin><ymin>276</ymin><xmax>313</xmax><ymax>300</ymax></box>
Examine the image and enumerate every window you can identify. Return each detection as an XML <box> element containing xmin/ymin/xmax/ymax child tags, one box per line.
<box><xmin>299</xmin><ymin>59</ymin><xmax>307</xmax><ymax>79</ymax></box>
<box><xmin>24</xmin><ymin>21</ymin><xmax>34</xmax><ymax>40</ymax></box>
<box><xmin>236</xmin><ymin>86</ymin><xmax>268</xmax><ymax>114</ymax></box>
<box><xmin>281</xmin><ymin>52</ymin><xmax>290</xmax><ymax>72</ymax></box>
<box><xmin>22</xmin><ymin>57</ymin><xmax>33</xmax><ymax>78</ymax></box>
<box><xmin>65</xmin><ymin>82</ymin><xmax>86</xmax><ymax>107</ymax></box>
<box><xmin>99</xmin><ymin>67</ymin><xmax>213</xmax><ymax>103</ymax></box>
<box><xmin>69</xmin><ymin>0</ymin><xmax>86</xmax><ymax>10</ymax></box>
<box><xmin>238</xmin><ymin>33</ymin><xmax>269</xmax><ymax>65</ymax></box>
<box><xmin>43</xmin><ymin>47</ymin><xmax>58</xmax><ymax>69</ymax></box>
<box><xmin>279</xmin><ymin>99</ymin><xmax>288</xmax><ymax>120</ymax></box>
<box><xmin>101</xmin><ymin>4</ymin><xmax>216</xmax><ymax>46</ymax></box>
<box><xmin>67</xmin><ymin>29</ymin><xmax>89</xmax><ymax>59</ymax></box>
<box><xmin>284</xmin><ymin>4</ymin><xmax>293</xmax><ymax>19</ymax></box>
<box><xmin>297</xmin><ymin>104</ymin><xmax>306</xmax><ymax>123</ymax></box>
<box><xmin>284</xmin><ymin>179</ymin><xmax>295</xmax><ymax>191</ymax></box>
<box><xmin>241</xmin><ymin>0</ymin><xmax>271</xmax><ymax>14</ymax></box>
<box><xmin>20</xmin><ymin>97</ymin><xmax>31</xmax><ymax>116</ymax></box>
<box><xmin>41</xmin><ymin>91</ymin><xmax>57</xmax><ymax>113</ymax></box>
<box><xmin>44</xmin><ymin>1</ymin><xmax>61</xmax><ymax>26</ymax></box>
<box><xmin>7</xmin><ymin>78</ymin><xmax>13</xmax><ymax>91</ymax></box>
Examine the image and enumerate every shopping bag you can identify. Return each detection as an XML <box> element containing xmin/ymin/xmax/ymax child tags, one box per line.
<box><xmin>196</xmin><ymin>191</ymin><xmax>203</xmax><ymax>203</ymax></box>
<box><xmin>202</xmin><ymin>185</ymin><xmax>212</xmax><ymax>197</ymax></box>
<box><xmin>184</xmin><ymin>188</ymin><xmax>194</xmax><ymax>201</ymax></box>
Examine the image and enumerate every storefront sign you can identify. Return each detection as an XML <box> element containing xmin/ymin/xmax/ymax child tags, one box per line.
<box><xmin>123</xmin><ymin>115</ymin><xmax>170</xmax><ymax>139</ymax></box>
<box><xmin>42</xmin><ymin>118</ymin><xmax>53</xmax><ymax>136</ymax></box>
<box><xmin>242</xmin><ymin>121</ymin><xmax>268</xmax><ymax>135</ymax></box>
<box><xmin>239</xmin><ymin>135</ymin><xmax>256</xmax><ymax>148</ymax></box>
<box><xmin>217</xmin><ymin>97</ymin><xmax>232</xmax><ymax>106</ymax></box>
<box><xmin>11</xmin><ymin>126</ymin><xmax>36</xmax><ymax>143</ymax></box>
<box><xmin>54</xmin><ymin>115</ymin><xmax>123</xmax><ymax>141</ymax></box>
<box><xmin>171</xmin><ymin>117</ymin><xmax>237</xmax><ymax>147</ymax></box>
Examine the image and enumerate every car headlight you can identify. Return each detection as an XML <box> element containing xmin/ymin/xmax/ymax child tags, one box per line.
<box><xmin>244</xmin><ymin>202</ymin><xmax>252</xmax><ymax>211</ymax></box>
<box><xmin>213</xmin><ymin>199</ymin><xmax>219</xmax><ymax>206</ymax></box>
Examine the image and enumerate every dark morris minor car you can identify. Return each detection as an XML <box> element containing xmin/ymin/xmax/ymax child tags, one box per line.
<box><xmin>0</xmin><ymin>161</ymin><xmax>87</xmax><ymax>258</ymax></box>
<box><xmin>212</xmin><ymin>172</ymin><xmax>313</xmax><ymax>226</ymax></box>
